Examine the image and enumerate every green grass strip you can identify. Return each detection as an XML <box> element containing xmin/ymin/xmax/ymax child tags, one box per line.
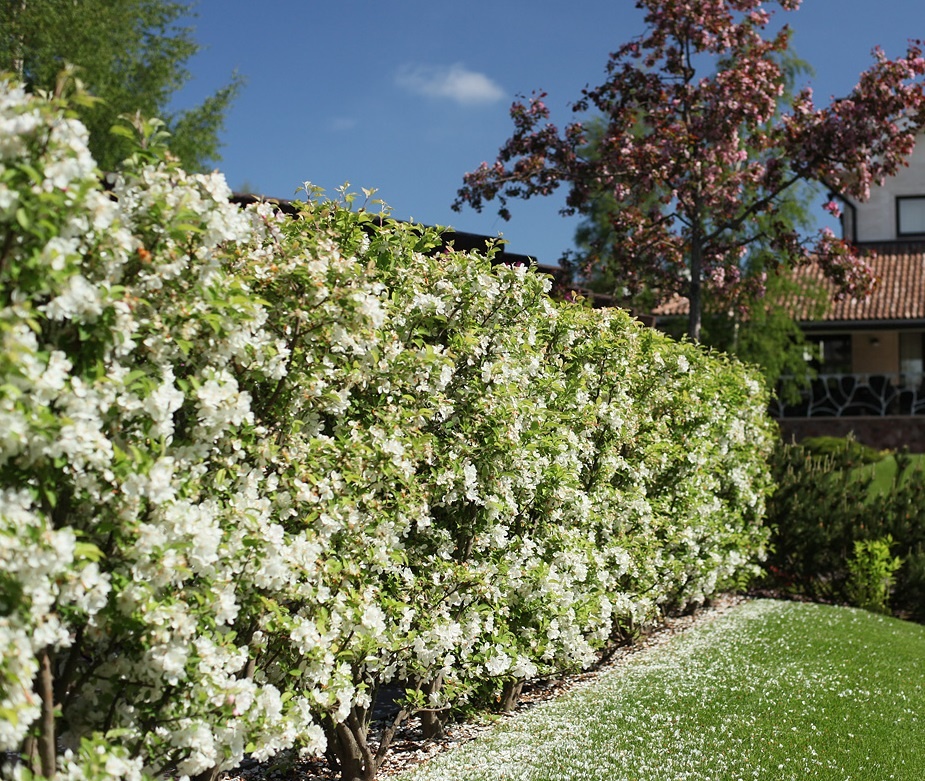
<box><xmin>397</xmin><ymin>600</ymin><xmax>925</xmax><ymax>780</ymax></box>
<box><xmin>857</xmin><ymin>452</ymin><xmax>925</xmax><ymax>499</ymax></box>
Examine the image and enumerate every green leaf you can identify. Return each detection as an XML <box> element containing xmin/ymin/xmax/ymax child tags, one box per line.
<box><xmin>40</xmin><ymin>484</ymin><xmax>57</xmax><ymax>509</ymax></box>
<box><xmin>75</xmin><ymin>542</ymin><xmax>105</xmax><ymax>563</ymax></box>
<box><xmin>108</xmin><ymin>123</ymin><xmax>137</xmax><ymax>140</ymax></box>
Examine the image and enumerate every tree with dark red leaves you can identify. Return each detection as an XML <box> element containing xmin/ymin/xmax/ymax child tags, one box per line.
<box><xmin>454</xmin><ymin>0</ymin><xmax>925</xmax><ymax>340</ymax></box>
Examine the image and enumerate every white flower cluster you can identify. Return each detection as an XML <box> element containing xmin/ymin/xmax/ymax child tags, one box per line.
<box><xmin>0</xmin><ymin>80</ymin><xmax>775</xmax><ymax>781</ymax></box>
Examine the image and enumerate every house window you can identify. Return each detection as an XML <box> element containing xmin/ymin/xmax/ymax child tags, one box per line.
<box><xmin>813</xmin><ymin>334</ymin><xmax>852</xmax><ymax>375</ymax></box>
<box><xmin>900</xmin><ymin>331</ymin><xmax>925</xmax><ymax>387</ymax></box>
<box><xmin>897</xmin><ymin>196</ymin><xmax>925</xmax><ymax>236</ymax></box>
<box><xmin>840</xmin><ymin>206</ymin><xmax>856</xmax><ymax>243</ymax></box>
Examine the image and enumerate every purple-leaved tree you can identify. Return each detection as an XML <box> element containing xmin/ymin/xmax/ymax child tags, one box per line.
<box><xmin>453</xmin><ymin>0</ymin><xmax>925</xmax><ymax>341</ymax></box>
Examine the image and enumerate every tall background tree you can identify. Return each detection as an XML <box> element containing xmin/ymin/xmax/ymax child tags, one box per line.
<box><xmin>454</xmin><ymin>0</ymin><xmax>925</xmax><ymax>342</ymax></box>
<box><xmin>570</xmin><ymin>116</ymin><xmax>830</xmax><ymax>398</ymax></box>
<box><xmin>1</xmin><ymin>0</ymin><xmax>240</xmax><ymax>172</ymax></box>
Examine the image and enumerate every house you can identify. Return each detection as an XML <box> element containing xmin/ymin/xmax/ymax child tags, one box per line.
<box><xmin>766</xmin><ymin>134</ymin><xmax>925</xmax><ymax>450</ymax></box>
<box><xmin>651</xmin><ymin>135</ymin><xmax>925</xmax><ymax>451</ymax></box>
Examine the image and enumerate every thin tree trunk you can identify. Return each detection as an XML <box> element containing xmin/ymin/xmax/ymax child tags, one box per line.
<box><xmin>324</xmin><ymin>697</ymin><xmax>413</xmax><ymax>781</ymax></box>
<box><xmin>498</xmin><ymin>679</ymin><xmax>524</xmax><ymax>713</ymax></box>
<box><xmin>26</xmin><ymin>647</ymin><xmax>57</xmax><ymax>779</ymax></box>
<box><xmin>332</xmin><ymin>719</ymin><xmax>368</xmax><ymax>781</ymax></box>
<box><xmin>419</xmin><ymin>674</ymin><xmax>445</xmax><ymax>739</ymax></box>
<box><xmin>688</xmin><ymin>228</ymin><xmax>703</xmax><ymax>342</ymax></box>
<box><xmin>10</xmin><ymin>0</ymin><xmax>27</xmax><ymax>78</ymax></box>
<box><xmin>324</xmin><ymin>706</ymin><xmax>377</xmax><ymax>781</ymax></box>
<box><xmin>373</xmin><ymin>704</ymin><xmax>410</xmax><ymax>771</ymax></box>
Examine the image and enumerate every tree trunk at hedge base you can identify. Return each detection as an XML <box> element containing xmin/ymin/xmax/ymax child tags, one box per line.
<box><xmin>498</xmin><ymin>680</ymin><xmax>524</xmax><ymax>713</ymax></box>
<box><xmin>419</xmin><ymin>674</ymin><xmax>446</xmax><ymax>739</ymax></box>
<box><xmin>322</xmin><ymin>716</ymin><xmax>373</xmax><ymax>781</ymax></box>
<box><xmin>323</xmin><ymin>700</ymin><xmax>412</xmax><ymax>781</ymax></box>
<box><xmin>22</xmin><ymin>647</ymin><xmax>57</xmax><ymax>780</ymax></box>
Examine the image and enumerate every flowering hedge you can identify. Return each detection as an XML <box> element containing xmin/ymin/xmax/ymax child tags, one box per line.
<box><xmin>0</xmin><ymin>81</ymin><xmax>775</xmax><ymax>781</ymax></box>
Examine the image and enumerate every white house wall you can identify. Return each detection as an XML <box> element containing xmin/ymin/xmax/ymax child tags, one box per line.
<box><xmin>851</xmin><ymin>134</ymin><xmax>925</xmax><ymax>242</ymax></box>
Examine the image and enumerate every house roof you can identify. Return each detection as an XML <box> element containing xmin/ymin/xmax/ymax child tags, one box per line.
<box><xmin>651</xmin><ymin>292</ymin><xmax>690</xmax><ymax>318</ymax></box>
<box><xmin>797</xmin><ymin>243</ymin><xmax>925</xmax><ymax>324</ymax></box>
<box><xmin>652</xmin><ymin>242</ymin><xmax>925</xmax><ymax>326</ymax></box>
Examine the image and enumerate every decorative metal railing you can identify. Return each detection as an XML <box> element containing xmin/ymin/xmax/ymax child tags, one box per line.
<box><xmin>771</xmin><ymin>373</ymin><xmax>925</xmax><ymax>418</ymax></box>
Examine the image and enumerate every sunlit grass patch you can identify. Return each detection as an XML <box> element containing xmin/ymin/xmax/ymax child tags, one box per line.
<box><xmin>397</xmin><ymin>600</ymin><xmax>925</xmax><ymax>780</ymax></box>
<box><xmin>855</xmin><ymin>452</ymin><xmax>925</xmax><ymax>499</ymax></box>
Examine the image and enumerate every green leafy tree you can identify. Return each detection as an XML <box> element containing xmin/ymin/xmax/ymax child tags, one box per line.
<box><xmin>0</xmin><ymin>0</ymin><xmax>241</xmax><ymax>171</ymax></box>
<box><xmin>684</xmin><ymin>177</ymin><xmax>828</xmax><ymax>401</ymax></box>
<box><xmin>701</xmin><ymin>269</ymin><xmax>827</xmax><ymax>404</ymax></box>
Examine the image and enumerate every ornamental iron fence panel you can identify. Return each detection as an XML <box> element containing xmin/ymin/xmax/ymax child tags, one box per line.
<box><xmin>772</xmin><ymin>373</ymin><xmax>925</xmax><ymax>418</ymax></box>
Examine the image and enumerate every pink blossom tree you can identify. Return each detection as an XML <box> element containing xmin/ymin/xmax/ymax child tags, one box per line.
<box><xmin>453</xmin><ymin>0</ymin><xmax>925</xmax><ymax>341</ymax></box>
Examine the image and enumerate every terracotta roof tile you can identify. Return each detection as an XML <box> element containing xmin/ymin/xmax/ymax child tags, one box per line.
<box><xmin>651</xmin><ymin>293</ymin><xmax>689</xmax><ymax>317</ymax></box>
<box><xmin>652</xmin><ymin>242</ymin><xmax>925</xmax><ymax>324</ymax></box>
<box><xmin>789</xmin><ymin>243</ymin><xmax>925</xmax><ymax>323</ymax></box>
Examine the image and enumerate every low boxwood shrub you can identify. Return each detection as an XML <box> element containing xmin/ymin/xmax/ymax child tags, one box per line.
<box><xmin>798</xmin><ymin>434</ymin><xmax>883</xmax><ymax>465</ymax></box>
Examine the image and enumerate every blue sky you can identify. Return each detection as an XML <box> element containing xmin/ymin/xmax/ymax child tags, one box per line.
<box><xmin>172</xmin><ymin>1</ymin><xmax>925</xmax><ymax>265</ymax></box>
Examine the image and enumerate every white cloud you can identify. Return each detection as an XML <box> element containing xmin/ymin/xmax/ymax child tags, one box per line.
<box><xmin>395</xmin><ymin>63</ymin><xmax>505</xmax><ymax>106</ymax></box>
<box><xmin>329</xmin><ymin>117</ymin><xmax>357</xmax><ymax>131</ymax></box>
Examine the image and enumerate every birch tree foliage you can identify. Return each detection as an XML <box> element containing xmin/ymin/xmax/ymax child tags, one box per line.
<box><xmin>0</xmin><ymin>0</ymin><xmax>240</xmax><ymax>172</ymax></box>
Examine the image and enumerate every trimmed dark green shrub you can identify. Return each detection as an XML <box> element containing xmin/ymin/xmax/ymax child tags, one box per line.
<box><xmin>798</xmin><ymin>435</ymin><xmax>883</xmax><ymax>465</ymax></box>
<box><xmin>765</xmin><ymin>440</ymin><xmax>925</xmax><ymax>619</ymax></box>
<box><xmin>764</xmin><ymin>440</ymin><xmax>873</xmax><ymax>601</ymax></box>
<box><xmin>898</xmin><ymin>545</ymin><xmax>925</xmax><ymax>622</ymax></box>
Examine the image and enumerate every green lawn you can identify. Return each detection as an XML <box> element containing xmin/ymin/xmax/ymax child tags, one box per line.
<box><xmin>396</xmin><ymin>600</ymin><xmax>925</xmax><ymax>780</ymax></box>
<box><xmin>858</xmin><ymin>452</ymin><xmax>925</xmax><ymax>499</ymax></box>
